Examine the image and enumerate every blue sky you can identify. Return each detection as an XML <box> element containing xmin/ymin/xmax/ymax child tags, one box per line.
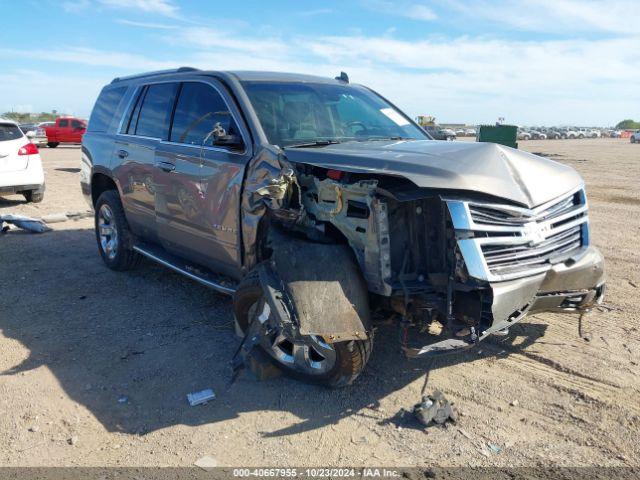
<box><xmin>1</xmin><ymin>0</ymin><xmax>638</xmax><ymax>126</ymax></box>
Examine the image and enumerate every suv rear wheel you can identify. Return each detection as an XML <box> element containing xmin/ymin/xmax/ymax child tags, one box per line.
<box><xmin>94</xmin><ymin>190</ymin><xmax>141</xmax><ymax>271</ymax></box>
<box><xmin>233</xmin><ymin>267</ymin><xmax>373</xmax><ymax>388</ymax></box>
<box><xmin>47</xmin><ymin>142</ymin><xmax>59</xmax><ymax>148</ymax></box>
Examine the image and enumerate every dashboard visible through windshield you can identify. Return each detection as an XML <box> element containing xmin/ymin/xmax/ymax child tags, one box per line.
<box><xmin>241</xmin><ymin>81</ymin><xmax>429</xmax><ymax>148</ymax></box>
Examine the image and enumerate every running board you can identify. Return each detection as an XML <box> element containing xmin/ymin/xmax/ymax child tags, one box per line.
<box><xmin>133</xmin><ymin>243</ymin><xmax>237</xmax><ymax>296</ymax></box>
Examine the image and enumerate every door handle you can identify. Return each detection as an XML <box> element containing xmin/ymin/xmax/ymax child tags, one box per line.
<box><xmin>117</xmin><ymin>149</ymin><xmax>129</xmax><ymax>159</ymax></box>
<box><xmin>155</xmin><ymin>161</ymin><xmax>176</xmax><ymax>172</ymax></box>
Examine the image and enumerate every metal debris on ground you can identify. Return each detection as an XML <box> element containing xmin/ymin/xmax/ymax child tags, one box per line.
<box><xmin>187</xmin><ymin>389</ymin><xmax>216</xmax><ymax>406</ymax></box>
<box><xmin>412</xmin><ymin>390</ymin><xmax>457</xmax><ymax>428</ymax></box>
<box><xmin>0</xmin><ymin>214</ymin><xmax>51</xmax><ymax>233</ymax></box>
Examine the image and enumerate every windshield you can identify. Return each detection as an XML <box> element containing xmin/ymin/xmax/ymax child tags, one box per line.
<box><xmin>242</xmin><ymin>81</ymin><xmax>428</xmax><ymax>147</ymax></box>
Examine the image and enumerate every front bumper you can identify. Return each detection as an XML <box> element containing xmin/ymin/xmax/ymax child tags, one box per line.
<box><xmin>481</xmin><ymin>245</ymin><xmax>605</xmax><ymax>337</ymax></box>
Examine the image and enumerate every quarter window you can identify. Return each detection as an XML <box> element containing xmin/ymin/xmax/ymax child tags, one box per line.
<box><xmin>134</xmin><ymin>83</ymin><xmax>178</xmax><ymax>139</ymax></box>
<box><xmin>170</xmin><ymin>82</ymin><xmax>239</xmax><ymax>147</ymax></box>
<box><xmin>88</xmin><ymin>86</ymin><xmax>127</xmax><ymax>132</ymax></box>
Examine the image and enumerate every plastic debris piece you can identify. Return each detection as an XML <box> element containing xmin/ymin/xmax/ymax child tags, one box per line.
<box><xmin>412</xmin><ymin>390</ymin><xmax>457</xmax><ymax>428</ymax></box>
<box><xmin>117</xmin><ymin>395</ymin><xmax>128</xmax><ymax>404</ymax></box>
<box><xmin>488</xmin><ymin>443</ymin><xmax>502</xmax><ymax>454</ymax></box>
<box><xmin>0</xmin><ymin>214</ymin><xmax>51</xmax><ymax>233</ymax></box>
<box><xmin>187</xmin><ymin>389</ymin><xmax>215</xmax><ymax>406</ymax></box>
<box><xmin>194</xmin><ymin>455</ymin><xmax>218</xmax><ymax>471</ymax></box>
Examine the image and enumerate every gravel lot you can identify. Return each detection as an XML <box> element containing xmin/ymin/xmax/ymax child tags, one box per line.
<box><xmin>0</xmin><ymin>139</ymin><xmax>638</xmax><ymax>467</ymax></box>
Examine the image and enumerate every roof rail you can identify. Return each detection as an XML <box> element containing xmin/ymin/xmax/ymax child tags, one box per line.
<box><xmin>111</xmin><ymin>66</ymin><xmax>200</xmax><ymax>84</ymax></box>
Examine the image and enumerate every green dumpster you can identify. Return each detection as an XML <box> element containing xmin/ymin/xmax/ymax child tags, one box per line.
<box><xmin>477</xmin><ymin>124</ymin><xmax>518</xmax><ymax>149</ymax></box>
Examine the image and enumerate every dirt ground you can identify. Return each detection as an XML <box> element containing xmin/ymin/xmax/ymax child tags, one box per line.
<box><xmin>0</xmin><ymin>138</ymin><xmax>638</xmax><ymax>468</ymax></box>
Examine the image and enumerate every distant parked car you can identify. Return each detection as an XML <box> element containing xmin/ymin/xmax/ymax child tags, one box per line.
<box><xmin>609</xmin><ymin>130</ymin><xmax>622</xmax><ymax>138</ymax></box>
<box><xmin>33</xmin><ymin>122</ymin><xmax>54</xmax><ymax>147</ymax></box>
<box><xmin>0</xmin><ymin>119</ymin><xmax>45</xmax><ymax>202</ymax></box>
<box><xmin>19</xmin><ymin>123</ymin><xmax>37</xmax><ymax>135</ymax></box>
<box><xmin>559</xmin><ymin>128</ymin><xmax>579</xmax><ymax>139</ymax></box>
<box><xmin>44</xmin><ymin>117</ymin><xmax>87</xmax><ymax>147</ymax></box>
<box><xmin>587</xmin><ymin>129</ymin><xmax>601</xmax><ymax>138</ymax></box>
<box><xmin>574</xmin><ymin>129</ymin><xmax>588</xmax><ymax>139</ymax></box>
<box><xmin>545</xmin><ymin>128</ymin><xmax>562</xmax><ymax>139</ymax></box>
<box><xmin>464</xmin><ymin>128</ymin><xmax>476</xmax><ymax>136</ymax></box>
<box><xmin>517</xmin><ymin>129</ymin><xmax>532</xmax><ymax>140</ymax></box>
<box><xmin>455</xmin><ymin>129</ymin><xmax>465</xmax><ymax>136</ymax></box>
<box><xmin>423</xmin><ymin>125</ymin><xmax>456</xmax><ymax>141</ymax></box>
<box><xmin>530</xmin><ymin>130</ymin><xmax>547</xmax><ymax>140</ymax></box>
<box><xmin>631</xmin><ymin>130</ymin><xmax>640</xmax><ymax>143</ymax></box>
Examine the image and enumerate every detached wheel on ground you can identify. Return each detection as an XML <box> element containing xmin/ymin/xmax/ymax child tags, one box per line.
<box><xmin>47</xmin><ymin>142</ymin><xmax>59</xmax><ymax>148</ymax></box>
<box><xmin>94</xmin><ymin>190</ymin><xmax>141</xmax><ymax>271</ymax></box>
<box><xmin>233</xmin><ymin>267</ymin><xmax>373</xmax><ymax>388</ymax></box>
<box><xmin>23</xmin><ymin>190</ymin><xmax>44</xmax><ymax>203</ymax></box>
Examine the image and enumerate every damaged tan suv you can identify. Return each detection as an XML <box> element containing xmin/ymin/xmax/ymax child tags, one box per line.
<box><xmin>82</xmin><ymin>68</ymin><xmax>605</xmax><ymax>387</ymax></box>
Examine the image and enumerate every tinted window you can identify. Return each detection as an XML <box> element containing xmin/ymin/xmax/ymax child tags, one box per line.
<box><xmin>58</xmin><ymin>119</ymin><xmax>69</xmax><ymax>127</ymax></box>
<box><xmin>170</xmin><ymin>82</ymin><xmax>239</xmax><ymax>146</ymax></box>
<box><xmin>88</xmin><ymin>86</ymin><xmax>127</xmax><ymax>132</ymax></box>
<box><xmin>135</xmin><ymin>83</ymin><xmax>178</xmax><ymax>139</ymax></box>
<box><xmin>123</xmin><ymin>86</ymin><xmax>145</xmax><ymax>134</ymax></box>
<box><xmin>71</xmin><ymin>119</ymin><xmax>85</xmax><ymax>129</ymax></box>
<box><xmin>0</xmin><ymin>123</ymin><xmax>23</xmax><ymax>142</ymax></box>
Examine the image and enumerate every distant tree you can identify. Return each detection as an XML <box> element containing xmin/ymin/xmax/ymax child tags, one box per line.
<box><xmin>615</xmin><ymin>119</ymin><xmax>640</xmax><ymax>129</ymax></box>
<box><xmin>2</xmin><ymin>111</ymin><xmax>63</xmax><ymax>123</ymax></box>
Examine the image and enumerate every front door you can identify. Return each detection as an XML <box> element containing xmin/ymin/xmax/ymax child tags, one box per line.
<box><xmin>153</xmin><ymin>80</ymin><xmax>251</xmax><ymax>279</ymax></box>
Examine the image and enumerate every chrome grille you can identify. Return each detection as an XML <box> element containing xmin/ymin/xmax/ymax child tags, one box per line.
<box><xmin>447</xmin><ymin>186</ymin><xmax>589</xmax><ymax>282</ymax></box>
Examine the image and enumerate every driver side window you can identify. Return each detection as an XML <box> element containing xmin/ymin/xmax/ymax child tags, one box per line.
<box><xmin>170</xmin><ymin>82</ymin><xmax>239</xmax><ymax>147</ymax></box>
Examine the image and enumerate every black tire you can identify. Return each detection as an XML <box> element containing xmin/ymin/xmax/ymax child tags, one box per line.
<box><xmin>233</xmin><ymin>267</ymin><xmax>373</xmax><ymax>388</ymax></box>
<box><xmin>47</xmin><ymin>142</ymin><xmax>59</xmax><ymax>148</ymax></box>
<box><xmin>631</xmin><ymin>137</ymin><xmax>636</xmax><ymax>144</ymax></box>
<box><xmin>94</xmin><ymin>190</ymin><xmax>141</xmax><ymax>271</ymax></box>
<box><xmin>23</xmin><ymin>190</ymin><xmax>44</xmax><ymax>203</ymax></box>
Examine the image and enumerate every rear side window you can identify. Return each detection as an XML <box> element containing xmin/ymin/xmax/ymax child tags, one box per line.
<box><xmin>170</xmin><ymin>82</ymin><xmax>240</xmax><ymax>146</ymax></box>
<box><xmin>134</xmin><ymin>83</ymin><xmax>178</xmax><ymax>139</ymax></box>
<box><xmin>71</xmin><ymin>119</ymin><xmax>85</xmax><ymax>129</ymax></box>
<box><xmin>88</xmin><ymin>86</ymin><xmax>127</xmax><ymax>132</ymax></box>
<box><xmin>0</xmin><ymin>124</ymin><xmax>23</xmax><ymax>142</ymax></box>
<box><xmin>58</xmin><ymin>119</ymin><xmax>69</xmax><ymax>127</ymax></box>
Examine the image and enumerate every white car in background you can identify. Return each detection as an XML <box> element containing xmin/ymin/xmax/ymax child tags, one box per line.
<box><xmin>33</xmin><ymin>121</ymin><xmax>54</xmax><ymax>147</ymax></box>
<box><xmin>631</xmin><ymin>130</ymin><xmax>640</xmax><ymax>143</ymax></box>
<box><xmin>0</xmin><ymin>119</ymin><xmax>45</xmax><ymax>203</ymax></box>
<box><xmin>464</xmin><ymin>128</ymin><xmax>477</xmax><ymax>136</ymax></box>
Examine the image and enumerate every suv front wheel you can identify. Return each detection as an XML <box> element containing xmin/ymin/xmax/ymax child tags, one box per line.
<box><xmin>94</xmin><ymin>190</ymin><xmax>141</xmax><ymax>271</ymax></box>
<box><xmin>233</xmin><ymin>267</ymin><xmax>373</xmax><ymax>388</ymax></box>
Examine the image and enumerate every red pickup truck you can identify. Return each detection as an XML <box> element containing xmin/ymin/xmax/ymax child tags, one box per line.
<box><xmin>44</xmin><ymin>117</ymin><xmax>87</xmax><ymax>147</ymax></box>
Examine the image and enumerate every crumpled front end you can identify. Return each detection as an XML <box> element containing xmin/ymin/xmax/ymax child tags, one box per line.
<box><xmin>239</xmin><ymin>145</ymin><xmax>605</xmax><ymax>357</ymax></box>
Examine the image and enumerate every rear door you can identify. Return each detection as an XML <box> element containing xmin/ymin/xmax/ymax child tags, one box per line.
<box><xmin>153</xmin><ymin>79</ymin><xmax>251</xmax><ymax>278</ymax></box>
<box><xmin>0</xmin><ymin>123</ymin><xmax>28</xmax><ymax>173</ymax></box>
<box><xmin>113</xmin><ymin>82</ymin><xmax>178</xmax><ymax>241</ymax></box>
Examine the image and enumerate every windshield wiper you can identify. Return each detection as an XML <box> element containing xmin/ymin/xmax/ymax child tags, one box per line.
<box><xmin>285</xmin><ymin>140</ymin><xmax>341</xmax><ymax>148</ymax></box>
<box><xmin>361</xmin><ymin>136</ymin><xmax>410</xmax><ymax>141</ymax></box>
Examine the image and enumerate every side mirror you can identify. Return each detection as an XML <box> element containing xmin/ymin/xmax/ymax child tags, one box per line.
<box><xmin>213</xmin><ymin>133</ymin><xmax>244</xmax><ymax>150</ymax></box>
<box><xmin>208</xmin><ymin>122</ymin><xmax>243</xmax><ymax>150</ymax></box>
